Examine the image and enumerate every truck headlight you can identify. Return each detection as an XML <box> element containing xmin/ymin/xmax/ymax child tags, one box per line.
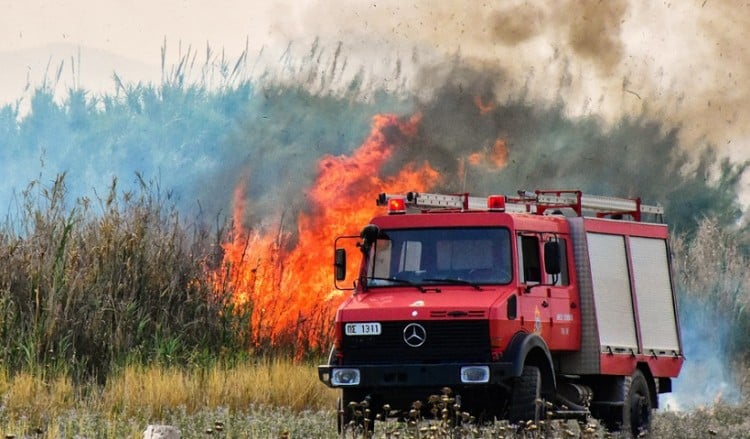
<box><xmin>460</xmin><ymin>366</ymin><xmax>490</xmax><ymax>383</ymax></box>
<box><xmin>331</xmin><ymin>368</ymin><xmax>361</xmax><ymax>386</ymax></box>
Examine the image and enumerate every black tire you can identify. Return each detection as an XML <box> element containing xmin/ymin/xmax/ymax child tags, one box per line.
<box><xmin>622</xmin><ymin>369</ymin><xmax>652</xmax><ymax>436</ymax></box>
<box><xmin>508</xmin><ymin>366</ymin><xmax>542</xmax><ymax>424</ymax></box>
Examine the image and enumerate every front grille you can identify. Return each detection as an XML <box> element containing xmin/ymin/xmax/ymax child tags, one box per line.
<box><xmin>341</xmin><ymin>320</ymin><xmax>490</xmax><ymax>364</ymax></box>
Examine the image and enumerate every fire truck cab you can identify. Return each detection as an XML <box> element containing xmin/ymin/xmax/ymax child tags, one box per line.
<box><xmin>319</xmin><ymin>190</ymin><xmax>683</xmax><ymax>435</ymax></box>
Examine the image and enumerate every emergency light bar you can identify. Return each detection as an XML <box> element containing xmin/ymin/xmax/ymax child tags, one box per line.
<box><xmin>387</xmin><ymin>197</ymin><xmax>406</xmax><ymax>214</ymax></box>
<box><xmin>487</xmin><ymin>195</ymin><xmax>506</xmax><ymax>211</ymax></box>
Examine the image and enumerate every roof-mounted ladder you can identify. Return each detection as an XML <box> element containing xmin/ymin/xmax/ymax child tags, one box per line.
<box><xmin>376</xmin><ymin>190</ymin><xmax>664</xmax><ymax>222</ymax></box>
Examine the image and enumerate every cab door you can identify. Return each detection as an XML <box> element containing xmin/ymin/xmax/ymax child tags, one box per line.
<box><xmin>516</xmin><ymin>233</ymin><xmax>551</xmax><ymax>337</ymax></box>
<box><xmin>540</xmin><ymin>234</ymin><xmax>578</xmax><ymax>351</ymax></box>
<box><xmin>516</xmin><ymin>233</ymin><xmax>578</xmax><ymax>351</ymax></box>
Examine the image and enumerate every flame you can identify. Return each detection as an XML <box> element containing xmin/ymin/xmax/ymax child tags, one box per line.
<box><xmin>471</xmin><ymin>94</ymin><xmax>509</xmax><ymax>169</ymax></box>
<box><xmin>211</xmin><ymin>113</ymin><xmax>440</xmax><ymax>355</ymax></box>
<box><xmin>465</xmin><ymin>139</ymin><xmax>509</xmax><ymax>169</ymax></box>
<box><xmin>489</xmin><ymin>139</ymin><xmax>509</xmax><ymax>168</ymax></box>
<box><xmin>467</xmin><ymin>152</ymin><xmax>483</xmax><ymax>166</ymax></box>
<box><xmin>474</xmin><ymin>95</ymin><xmax>495</xmax><ymax>115</ymax></box>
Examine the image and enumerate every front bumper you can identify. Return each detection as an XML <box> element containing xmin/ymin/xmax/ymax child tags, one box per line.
<box><xmin>318</xmin><ymin>362</ymin><xmax>515</xmax><ymax>388</ymax></box>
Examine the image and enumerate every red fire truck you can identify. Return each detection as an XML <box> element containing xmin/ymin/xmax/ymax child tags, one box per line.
<box><xmin>319</xmin><ymin>190</ymin><xmax>684</xmax><ymax>434</ymax></box>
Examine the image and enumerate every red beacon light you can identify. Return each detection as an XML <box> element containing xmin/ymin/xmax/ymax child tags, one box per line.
<box><xmin>487</xmin><ymin>195</ymin><xmax>506</xmax><ymax>212</ymax></box>
<box><xmin>388</xmin><ymin>197</ymin><xmax>407</xmax><ymax>214</ymax></box>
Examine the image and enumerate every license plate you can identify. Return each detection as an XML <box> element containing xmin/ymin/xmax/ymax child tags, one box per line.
<box><xmin>345</xmin><ymin>322</ymin><xmax>382</xmax><ymax>336</ymax></box>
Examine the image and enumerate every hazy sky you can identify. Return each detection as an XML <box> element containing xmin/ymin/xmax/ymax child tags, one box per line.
<box><xmin>2</xmin><ymin>0</ymin><xmax>749</xmax><ymax>166</ymax></box>
<box><xmin>0</xmin><ymin>1</ymin><xmax>284</xmax><ymax>101</ymax></box>
<box><xmin>0</xmin><ymin>0</ymin><xmax>274</xmax><ymax>56</ymax></box>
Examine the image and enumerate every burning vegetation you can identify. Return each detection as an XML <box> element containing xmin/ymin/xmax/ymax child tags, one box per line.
<box><xmin>211</xmin><ymin>113</ymin><xmax>440</xmax><ymax>354</ymax></box>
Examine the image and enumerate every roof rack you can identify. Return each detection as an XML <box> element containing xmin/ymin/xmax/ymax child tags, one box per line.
<box><xmin>376</xmin><ymin>190</ymin><xmax>664</xmax><ymax>222</ymax></box>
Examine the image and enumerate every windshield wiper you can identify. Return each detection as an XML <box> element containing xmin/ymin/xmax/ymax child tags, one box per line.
<box><xmin>423</xmin><ymin>278</ymin><xmax>483</xmax><ymax>291</ymax></box>
<box><xmin>366</xmin><ymin>276</ymin><xmax>427</xmax><ymax>292</ymax></box>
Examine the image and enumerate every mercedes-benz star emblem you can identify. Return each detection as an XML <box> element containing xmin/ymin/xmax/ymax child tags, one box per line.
<box><xmin>403</xmin><ymin>323</ymin><xmax>427</xmax><ymax>347</ymax></box>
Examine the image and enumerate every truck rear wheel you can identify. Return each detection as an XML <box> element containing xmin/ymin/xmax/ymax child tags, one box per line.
<box><xmin>600</xmin><ymin>369</ymin><xmax>653</xmax><ymax>434</ymax></box>
<box><xmin>508</xmin><ymin>366</ymin><xmax>541</xmax><ymax>424</ymax></box>
<box><xmin>622</xmin><ymin>369</ymin><xmax>652</xmax><ymax>436</ymax></box>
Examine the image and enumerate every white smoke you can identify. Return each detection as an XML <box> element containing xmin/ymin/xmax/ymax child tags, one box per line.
<box><xmin>661</xmin><ymin>298</ymin><xmax>741</xmax><ymax>411</ymax></box>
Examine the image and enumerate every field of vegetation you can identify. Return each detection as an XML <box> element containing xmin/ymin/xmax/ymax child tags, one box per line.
<box><xmin>0</xmin><ymin>44</ymin><xmax>748</xmax><ymax>437</ymax></box>
<box><xmin>0</xmin><ymin>358</ymin><xmax>747</xmax><ymax>438</ymax></box>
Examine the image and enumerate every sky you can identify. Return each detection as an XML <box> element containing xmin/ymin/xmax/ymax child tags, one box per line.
<box><xmin>1</xmin><ymin>0</ymin><xmax>749</xmax><ymax>169</ymax></box>
<box><xmin>0</xmin><ymin>1</ymin><xmax>280</xmax><ymax>101</ymax></box>
<box><xmin>0</xmin><ymin>1</ymin><xmax>285</xmax><ymax>56</ymax></box>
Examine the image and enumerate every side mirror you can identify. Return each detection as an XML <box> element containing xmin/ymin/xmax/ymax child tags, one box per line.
<box><xmin>544</xmin><ymin>241</ymin><xmax>561</xmax><ymax>275</ymax></box>
<box><xmin>334</xmin><ymin>248</ymin><xmax>347</xmax><ymax>281</ymax></box>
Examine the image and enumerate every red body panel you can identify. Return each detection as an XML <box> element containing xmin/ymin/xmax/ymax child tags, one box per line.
<box><xmin>338</xmin><ymin>286</ymin><xmax>512</xmax><ymax>322</ymax></box>
<box><xmin>583</xmin><ymin>217</ymin><xmax>669</xmax><ymax>239</ymax></box>
<box><xmin>371</xmin><ymin>210</ymin><xmax>569</xmax><ymax>232</ymax></box>
<box><xmin>600</xmin><ymin>353</ymin><xmax>684</xmax><ymax>377</ymax></box>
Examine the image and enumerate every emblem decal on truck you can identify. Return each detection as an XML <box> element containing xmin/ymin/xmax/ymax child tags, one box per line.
<box><xmin>403</xmin><ymin>323</ymin><xmax>427</xmax><ymax>347</ymax></box>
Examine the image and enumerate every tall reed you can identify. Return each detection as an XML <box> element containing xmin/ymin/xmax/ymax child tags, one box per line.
<box><xmin>0</xmin><ymin>174</ymin><xmax>250</xmax><ymax>381</ymax></box>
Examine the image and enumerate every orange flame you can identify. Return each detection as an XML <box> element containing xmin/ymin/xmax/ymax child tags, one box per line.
<box><xmin>474</xmin><ymin>95</ymin><xmax>495</xmax><ymax>115</ymax></box>
<box><xmin>465</xmin><ymin>139</ymin><xmax>509</xmax><ymax>169</ymax></box>
<box><xmin>467</xmin><ymin>152</ymin><xmax>483</xmax><ymax>166</ymax></box>
<box><xmin>211</xmin><ymin>113</ymin><xmax>440</xmax><ymax>355</ymax></box>
<box><xmin>489</xmin><ymin>139</ymin><xmax>509</xmax><ymax>168</ymax></box>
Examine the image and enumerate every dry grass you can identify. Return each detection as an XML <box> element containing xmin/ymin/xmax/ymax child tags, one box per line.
<box><xmin>0</xmin><ymin>370</ymin><xmax>74</xmax><ymax>420</ymax></box>
<box><xmin>0</xmin><ymin>353</ymin><xmax>747</xmax><ymax>438</ymax></box>
<box><xmin>0</xmin><ymin>359</ymin><xmax>338</xmax><ymax>438</ymax></box>
<box><xmin>101</xmin><ymin>358</ymin><xmax>337</xmax><ymax>416</ymax></box>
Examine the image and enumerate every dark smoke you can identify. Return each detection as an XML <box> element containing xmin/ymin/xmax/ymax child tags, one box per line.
<box><xmin>274</xmin><ymin>1</ymin><xmax>750</xmax><ymax>172</ymax></box>
<box><xmin>488</xmin><ymin>0</ymin><xmax>628</xmax><ymax>75</ymax></box>
<box><xmin>388</xmin><ymin>63</ymin><xmax>746</xmax><ymax>236</ymax></box>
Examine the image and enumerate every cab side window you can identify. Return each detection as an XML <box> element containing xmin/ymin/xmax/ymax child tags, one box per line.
<box><xmin>546</xmin><ymin>238</ymin><xmax>570</xmax><ymax>286</ymax></box>
<box><xmin>518</xmin><ymin>235</ymin><xmax>541</xmax><ymax>283</ymax></box>
<box><xmin>518</xmin><ymin>235</ymin><xmax>570</xmax><ymax>286</ymax></box>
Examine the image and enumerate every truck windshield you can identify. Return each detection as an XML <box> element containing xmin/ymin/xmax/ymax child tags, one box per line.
<box><xmin>366</xmin><ymin>227</ymin><xmax>512</xmax><ymax>288</ymax></box>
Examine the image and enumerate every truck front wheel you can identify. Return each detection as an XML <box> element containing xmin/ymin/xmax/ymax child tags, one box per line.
<box><xmin>508</xmin><ymin>366</ymin><xmax>542</xmax><ymax>424</ymax></box>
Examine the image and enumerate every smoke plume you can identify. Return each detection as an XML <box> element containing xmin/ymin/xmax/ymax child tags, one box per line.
<box><xmin>267</xmin><ymin>0</ymin><xmax>750</xmax><ymax>172</ymax></box>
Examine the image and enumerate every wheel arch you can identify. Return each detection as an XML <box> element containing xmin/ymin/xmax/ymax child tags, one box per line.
<box><xmin>506</xmin><ymin>332</ymin><xmax>557</xmax><ymax>397</ymax></box>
